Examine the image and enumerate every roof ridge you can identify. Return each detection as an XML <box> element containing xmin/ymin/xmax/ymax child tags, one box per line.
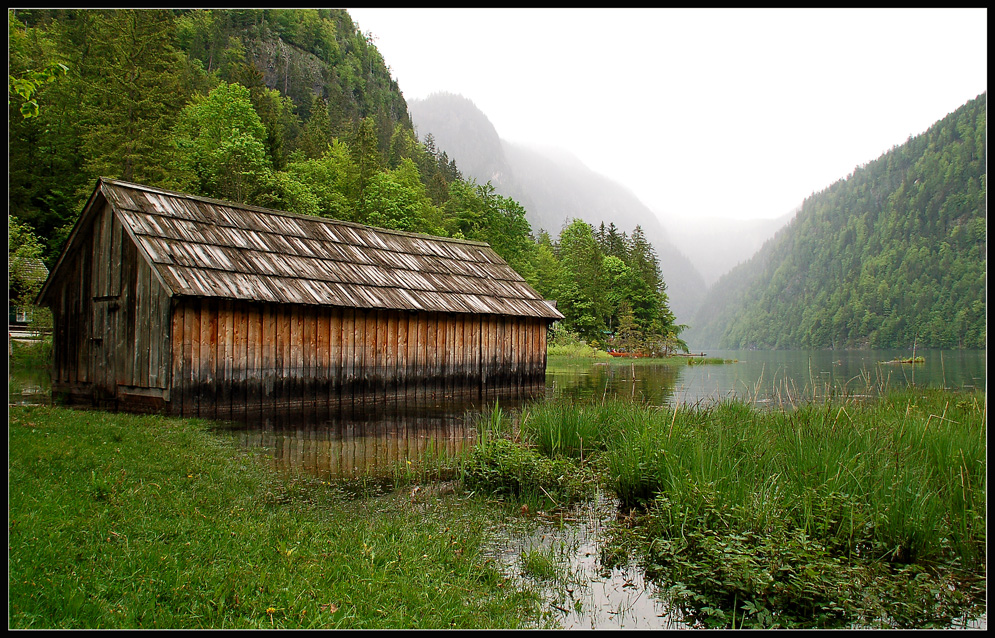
<box><xmin>114</xmin><ymin>204</ymin><xmax>503</xmax><ymax>267</ymax></box>
<box><xmin>99</xmin><ymin>177</ymin><xmax>494</xmax><ymax>249</ymax></box>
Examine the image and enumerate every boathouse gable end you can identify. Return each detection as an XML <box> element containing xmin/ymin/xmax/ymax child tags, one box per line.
<box><xmin>37</xmin><ymin>178</ymin><xmax>563</xmax><ymax>416</ymax></box>
<box><xmin>37</xmin><ymin>190</ymin><xmax>175</xmax><ymax>411</ymax></box>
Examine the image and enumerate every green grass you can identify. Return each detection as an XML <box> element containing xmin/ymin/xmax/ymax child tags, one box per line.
<box><xmin>519</xmin><ymin>547</ymin><xmax>562</xmax><ymax>581</ymax></box>
<box><xmin>510</xmin><ymin>390</ymin><xmax>986</xmax><ymax>569</ymax></box>
<box><xmin>611</xmin><ymin>391</ymin><xmax>986</xmax><ymax>566</ymax></box>
<box><xmin>546</xmin><ymin>344</ymin><xmax>612</xmax><ymax>359</ymax></box>
<box><xmin>9</xmin><ymin>347</ymin><xmax>985</xmax><ymax>630</ymax></box>
<box><xmin>545</xmin><ymin>324</ymin><xmax>611</xmax><ymax>359</ymax></box>
<box><xmin>8</xmin><ymin>405</ymin><xmax>550</xmax><ymax>629</ymax></box>
<box><xmin>460</xmin><ymin>402</ymin><xmax>600</xmax><ymax>512</ymax></box>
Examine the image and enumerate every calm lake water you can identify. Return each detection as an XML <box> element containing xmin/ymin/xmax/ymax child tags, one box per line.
<box><xmin>184</xmin><ymin>347</ymin><xmax>988</xmax><ymax>483</ymax></box>
<box><xmin>550</xmin><ymin>348</ymin><xmax>987</xmax><ymax>408</ymax></box>
<box><xmin>11</xmin><ymin>349</ymin><xmax>986</xmax><ymax>479</ymax></box>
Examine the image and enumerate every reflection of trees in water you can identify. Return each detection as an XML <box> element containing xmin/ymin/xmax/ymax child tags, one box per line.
<box><xmin>546</xmin><ymin>364</ymin><xmax>680</xmax><ymax>405</ymax></box>
<box><xmin>221</xmin><ymin>386</ymin><xmax>543</xmax><ymax>480</ymax></box>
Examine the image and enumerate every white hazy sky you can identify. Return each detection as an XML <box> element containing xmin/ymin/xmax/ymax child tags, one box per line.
<box><xmin>348</xmin><ymin>8</ymin><xmax>987</xmax><ymax>223</ymax></box>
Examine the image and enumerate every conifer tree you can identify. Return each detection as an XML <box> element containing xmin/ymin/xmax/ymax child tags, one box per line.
<box><xmin>349</xmin><ymin>116</ymin><xmax>382</xmax><ymax>201</ymax></box>
<box><xmin>299</xmin><ymin>95</ymin><xmax>333</xmax><ymax>159</ymax></box>
<box><xmin>80</xmin><ymin>9</ymin><xmax>187</xmax><ymax>185</ymax></box>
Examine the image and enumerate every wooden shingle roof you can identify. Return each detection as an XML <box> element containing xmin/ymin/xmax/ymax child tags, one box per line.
<box><xmin>69</xmin><ymin>179</ymin><xmax>563</xmax><ymax>319</ymax></box>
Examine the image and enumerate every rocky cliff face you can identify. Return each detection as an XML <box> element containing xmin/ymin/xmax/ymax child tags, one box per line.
<box><xmin>248</xmin><ymin>37</ymin><xmax>327</xmax><ymax>106</ymax></box>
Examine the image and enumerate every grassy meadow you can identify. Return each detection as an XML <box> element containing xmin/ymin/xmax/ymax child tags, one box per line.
<box><xmin>8</xmin><ymin>404</ymin><xmax>550</xmax><ymax>629</ymax></box>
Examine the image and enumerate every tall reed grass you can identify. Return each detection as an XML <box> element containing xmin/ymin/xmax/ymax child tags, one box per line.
<box><xmin>498</xmin><ymin>388</ymin><xmax>985</xmax><ymax>569</ymax></box>
<box><xmin>488</xmin><ymin>388</ymin><xmax>985</xmax><ymax>627</ymax></box>
<box><xmin>602</xmin><ymin>390</ymin><xmax>985</xmax><ymax>567</ymax></box>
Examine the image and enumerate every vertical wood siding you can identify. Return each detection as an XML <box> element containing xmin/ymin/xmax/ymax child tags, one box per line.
<box><xmin>48</xmin><ymin>202</ymin><xmax>172</xmax><ymax>409</ymax></box>
<box><xmin>167</xmin><ymin>300</ymin><xmax>549</xmax><ymax>418</ymax></box>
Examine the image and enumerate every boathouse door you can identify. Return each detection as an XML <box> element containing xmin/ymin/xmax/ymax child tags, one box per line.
<box><xmin>91</xmin><ymin>296</ymin><xmax>120</xmax><ymax>407</ymax></box>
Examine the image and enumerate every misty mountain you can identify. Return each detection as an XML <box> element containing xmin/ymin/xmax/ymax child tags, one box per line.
<box><xmin>661</xmin><ymin>211</ymin><xmax>795</xmax><ymax>287</ymax></box>
<box><xmin>406</xmin><ymin>92</ymin><xmax>513</xmax><ymax>186</ymax></box>
<box><xmin>686</xmin><ymin>93</ymin><xmax>987</xmax><ymax>351</ymax></box>
<box><xmin>408</xmin><ymin>92</ymin><xmax>707</xmax><ymax>323</ymax></box>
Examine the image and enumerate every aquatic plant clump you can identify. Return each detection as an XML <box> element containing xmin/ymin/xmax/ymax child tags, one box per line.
<box><xmin>600</xmin><ymin>389</ymin><xmax>987</xmax><ymax>628</ymax></box>
<box><xmin>461</xmin><ymin>438</ymin><xmax>597</xmax><ymax>508</ymax></box>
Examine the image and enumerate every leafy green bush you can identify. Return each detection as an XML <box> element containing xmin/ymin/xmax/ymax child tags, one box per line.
<box><xmin>546</xmin><ymin>324</ymin><xmax>609</xmax><ymax>359</ymax></box>
<box><xmin>461</xmin><ymin>438</ymin><xmax>595</xmax><ymax>508</ymax></box>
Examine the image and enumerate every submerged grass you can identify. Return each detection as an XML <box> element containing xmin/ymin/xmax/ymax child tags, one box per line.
<box><xmin>519</xmin><ymin>547</ymin><xmax>563</xmax><ymax>581</ymax></box>
<box><xmin>8</xmin><ymin>405</ymin><xmax>550</xmax><ymax>629</ymax></box>
<box><xmin>461</xmin><ymin>403</ymin><xmax>598</xmax><ymax>511</ymax></box>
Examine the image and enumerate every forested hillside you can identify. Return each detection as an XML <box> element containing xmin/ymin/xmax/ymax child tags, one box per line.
<box><xmin>8</xmin><ymin>9</ymin><xmax>417</xmax><ymax>257</ymax></box>
<box><xmin>8</xmin><ymin>8</ymin><xmax>688</xmax><ymax>353</ymax></box>
<box><xmin>409</xmin><ymin>92</ymin><xmax>707</xmax><ymax>322</ymax></box>
<box><xmin>688</xmin><ymin>93</ymin><xmax>987</xmax><ymax>350</ymax></box>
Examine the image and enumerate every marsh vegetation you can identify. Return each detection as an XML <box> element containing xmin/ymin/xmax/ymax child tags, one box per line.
<box><xmin>464</xmin><ymin>390</ymin><xmax>987</xmax><ymax>628</ymax></box>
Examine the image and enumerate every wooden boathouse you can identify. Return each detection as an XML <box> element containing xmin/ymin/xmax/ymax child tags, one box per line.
<box><xmin>37</xmin><ymin>178</ymin><xmax>563</xmax><ymax>418</ymax></box>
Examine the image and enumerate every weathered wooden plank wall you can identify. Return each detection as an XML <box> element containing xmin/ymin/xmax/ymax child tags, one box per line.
<box><xmin>167</xmin><ymin>298</ymin><xmax>548</xmax><ymax>419</ymax></box>
<box><xmin>49</xmin><ymin>202</ymin><xmax>172</xmax><ymax>409</ymax></box>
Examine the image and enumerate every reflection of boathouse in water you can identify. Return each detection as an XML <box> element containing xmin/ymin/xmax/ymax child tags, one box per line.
<box><xmin>220</xmin><ymin>389</ymin><xmax>540</xmax><ymax>481</ymax></box>
<box><xmin>37</xmin><ymin>179</ymin><xmax>563</xmax><ymax>418</ymax></box>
